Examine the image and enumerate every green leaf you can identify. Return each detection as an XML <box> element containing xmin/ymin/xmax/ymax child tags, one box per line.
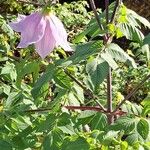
<box><xmin>54</xmin><ymin>69</ymin><xmax>72</xmax><ymax>89</ymax></box>
<box><xmin>11</xmin><ymin>115</ymin><xmax>32</xmax><ymax>130</ymax></box>
<box><xmin>1</xmin><ymin>83</ymin><xmax>11</xmax><ymax>95</ymax></box>
<box><xmin>62</xmin><ymin>137</ymin><xmax>90</xmax><ymax>150</ymax></box>
<box><xmin>0</xmin><ymin>140</ymin><xmax>12</xmax><ymax>150</ymax></box>
<box><xmin>72</xmin><ymin>84</ymin><xmax>84</xmax><ymax>104</ymax></box>
<box><xmin>86</xmin><ymin>58</ymin><xmax>109</xmax><ymax>90</ymax></box>
<box><xmin>90</xmin><ymin>113</ymin><xmax>107</xmax><ymax>131</ymax></box>
<box><xmin>77</xmin><ymin>111</ymin><xmax>96</xmax><ymax>126</ymax></box>
<box><xmin>125</xmin><ymin>133</ymin><xmax>141</xmax><ymax>145</ymax></box>
<box><xmin>142</xmin><ymin>106</ymin><xmax>150</xmax><ymax>117</ymax></box>
<box><xmin>142</xmin><ymin>33</ymin><xmax>150</xmax><ymax>60</ymax></box>
<box><xmin>140</xmin><ymin>44</ymin><xmax>150</xmax><ymax>61</ymax></box>
<box><xmin>102</xmin><ymin>131</ymin><xmax>120</xmax><ymax>146</ymax></box>
<box><xmin>143</xmin><ymin>144</ymin><xmax>150</xmax><ymax>150</ymax></box>
<box><xmin>1</xmin><ymin>62</ymin><xmax>17</xmax><ymax>81</ymax></box>
<box><xmin>137</xmin><ymin>118</ymin><xmax>149</xmax><ymax>140</ymax></box>
<box><xmin>12</xmin><ymin>134</ymin><xmax>36</xmax><ymax>149</ymax></box>
<box><xmin>11</xmin><ymin>136</ymin><xmax>25</xmax><ymax>149</ymax></box>
<box><xmin>141</xmin><ymin>95</ymin><xmax>150</xmax><ymax>116</ymax></box>
<box><xmin>74</xmin><ymin>2</ymin><xmax>115</xmax><ymax>41</ymax></box>
<box><xmin>31</xmin><ymin>64</ymin><xmax>55</xmax><ymax>99</ymax></box>
<box><xmin>101</xmin><ymin>53</ymin><xmax>118</xmax><ymax>69</ymax></box>
<box><xmin>58</xmin><ymin>125</ymin><xmax>75</xmax><ymax>135</ymax></box>
<box><xmin>107</xmin><ymin>23</ymin><xmax>115</xmax><ymax>33</ymax></box>
<box><xmin>16</xmin><ymin>61</ymin><xmax>40</xmax><ymax>87</ymax></box>
<box><xmin>131</xmin><ymin>103</ymin><xmax>142</xmax><ymax>116</ymax></box>
<box><xmin>42</xmin><ymin>136</ymin><xmax>51</xmax><ymax>150</ymax></box>
<box><xmin>73</xmin><ymin>31</ymin><xmax>87</xmax><ymax>43</ymax></box>
<box><xmin>120</xmin><ymin>23</ymin><xmax>144</xmax><ymax>44</ymax></box>
<box><xmin>67</xmin><ymin>92</ymin><xmax>80</xmax><ymax>106</ymax></box>
<box><xmin>105</xmin><ymin>43</ymin><xmax>136</xmax><ymax>68</ymax></box>
<box><xmin>111</xmin><ymin>116</ymin><xmax>137</xmax><ymax>134</ymax></box>
<box><xmin>120</xmin><ymin>141</ymin><xmax>128</xmax><ymax>150</ymax></box>
<box><xmin>17</xmin><ymin>126</ymin><xmax>33</xmax><ymax>137</ymax></box>
<box><xmin>78</xmin><ymin>110</ymin><xmax>96</xmax><ymax>119</ymax></box>
<box><xmin>68</xmin><ymin>41</ymin><xmax>103</xmax><ymax>64</ymax></box>
<box><xmin>36</xmin><ymin>114</ymin><xmax>56</xmax><ymax>132</ymax></box>
<box><xmin>42</xmin><ymin>128</ymin><xmax>63</xmax><ymax>150</ymax></box>
<box><xmin>74</xmin><ymin>16</ymin><xmax>105</xmax><ymax>42</ymax></box>
<box><xmin>57</xmin><ymin>113</ymin><xmax>71</xmax><ymax>126</ymax></box>
<box><xmin>49</xmin><ymin>89</ymin><xmax>68</xmax><ymax>111</ymax></box>
<box><xmin>143</xmin><ymin>33</ymin><xmax>150</xmax><ymax>45</ymax></box>
<box><xmin>5</xmin><ymin>92</ymin><xmax>22</xmax><ymax>109</ymax></box>
<box><xmin>127</xmin><ymin>9</ymin><xmax>150</xmax><ymax>29</ymax></box>
<box><xmin>116</xmin><ymin>27</ymin><xmax>123</xmax><ymax>38</ymax></box>
<box><xmin>0</xmin><ymin>15</ymin><xmax>14</xmax><ymax>38</ymax></box>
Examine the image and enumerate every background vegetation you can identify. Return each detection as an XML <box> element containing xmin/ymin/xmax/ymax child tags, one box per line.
<box><xmin>0</xmin><ymin>0</ymin><xmax>150</xmax><ymax>149</ymax></box>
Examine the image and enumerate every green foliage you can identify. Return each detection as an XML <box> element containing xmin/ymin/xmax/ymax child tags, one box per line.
<box><xmin>61</xmin><ymin>136</ymin><xmax>90</xmax><ymax>150</ymax></box>
<box><xmin>31</xmin><ymin>64</ymin><xmax>55</xmax><ymax>99</ymax></box>
<box><xmin>144</xmin><ymin>33</ymin><xmax>150</xmax><ymax>45</ymax></box>
<box><xmin>137</xmin><ymin>118</ymin><xmax>149</xmax><ymax>140</ymax></box>
<box><xmin>0</xmin><ymin>0</ymin><xmax>150</xmax><ymax>149</ymax></box>
<box><xmin>86</xmin><ymin>59</ymin><xmax>109</xmax><ymax>91</ymax></box>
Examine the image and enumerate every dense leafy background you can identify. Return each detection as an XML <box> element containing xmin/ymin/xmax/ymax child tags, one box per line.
<box><xmin>0</xmin><ymin>0</ymin><xmax>150</xmax><ymax>149</ymax></box>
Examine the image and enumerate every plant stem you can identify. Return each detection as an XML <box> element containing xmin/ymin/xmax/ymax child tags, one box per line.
<box><xmin>104</xmin><ymin>0</ymin><xmax>114</xmax><ymax>124</ymax></box>
<box><xmin>65</xmin><ymin>106</ymin><xmax>104</xmax><ymax>112</ymax></box>
<box><xmin>89</xmin><ymin>0</ymin><xmax>103</xmax><ymax>30</ymax></box>
<box><xmin>105</xmin><ymin>0</ymin><xmax>109</xmax><ymax>24</ymax></box>
<box><xmin>64</xmin><ymin>69</ymin><xmax>106</xmax><ymax>111</ymax></box>
<box><xmin>65</xmin><ymin>106</ymin><xmax>126</xmax><ymax>115</ymax></box>
<box><xmin>110</xmin><ymin>0</ymin><xmax>121</xmax><ymax>23</ymax></box>
<box><xmin>113</xmin><ymin>74</ymin><xmax>150</xmax><ymax>113</ymax></box>
<box><xmin>64</xmin><ymin>70</ymin><xmax>87</xmax><ymax>92</ymax></box>
<box><xmin>107</xmin><ymin>67</ymin><xmax>113</xmax><ymax>124</ymax></box>
<box><xmin>89</xmin><ymin>0</ymin><xmax>113</xmax><ymax>124</ymax></box>
<box><xmin>23</xmin><ymin>106</ymin><xmax>126</xmax><ymax>115</ymax></box>
<box><xmin>89</xmin><ymin>0</ymin><xmax>109</xmax><ymax>42</ymax></box>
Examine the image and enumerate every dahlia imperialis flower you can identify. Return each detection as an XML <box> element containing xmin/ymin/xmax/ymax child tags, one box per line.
<box><xmin>9</xmin><ymin>12</ymin><xmax>72</xmax><ymax>58</ymax></box>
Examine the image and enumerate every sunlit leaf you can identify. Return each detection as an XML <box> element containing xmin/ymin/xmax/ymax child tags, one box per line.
<box><xmin>86</xmin><ymin>58</ymin><xmax>109</xmax><ymax>90</ymax></box>
<box><xmin>62</xmin><ymin>137</ymin><xmax>90</xmax><ymax>150</ymax></box>
<box><xmin>31</xmin><ymin>64</ymin><xmax>55</xmax><ymax>99</ymax></box>
<box><xmin>137</xmin><ymin>118</ymin><xmax>149</xmax><ymax>140</ymax></box>
<box><xmin>105</xmin><ymin>43</ymin><xmax>137</xmax><ymax>68</ymax></box>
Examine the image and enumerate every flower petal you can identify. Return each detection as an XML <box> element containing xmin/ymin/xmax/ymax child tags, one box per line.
<box><xmin>9</xmin><ymin>15</ymin><xmax>26</xmax><ymax>32</ymax></box>
<box><xmin>49</xmin><ymin>14</ymin><xmax>72</xmax><ymax>51</ymax></box>
<box><xmin>17</xmin><ymin>13</ymin><xmax>47</xmax><ymax>48</ymax></box>
<box><xmin>9</xmin><ymin>12</ymin><xmax>46</xmax><ymax>48</ymax></box>
<box><xmin>35</xmin><ymin>20</ymin><xmax>56</xmax><ymax>58</ymax></box>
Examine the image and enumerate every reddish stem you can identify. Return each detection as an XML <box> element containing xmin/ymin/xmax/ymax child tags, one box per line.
<box><xmin>65</xmin><ymin>106</ymin><xmax>126</xmax><ymax>116</ymax></box>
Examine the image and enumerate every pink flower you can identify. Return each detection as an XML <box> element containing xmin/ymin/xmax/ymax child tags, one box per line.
<box><xmin>9</xmin><ymin>12</ymin><xmax>72</xmax><ymax>58</ymax></box>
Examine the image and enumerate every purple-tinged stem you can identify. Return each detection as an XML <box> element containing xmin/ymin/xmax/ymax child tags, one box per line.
<box><xmin>113</xmin><ymin>74</ymin><xmax>150</xmax><ymax>113</ymax></box>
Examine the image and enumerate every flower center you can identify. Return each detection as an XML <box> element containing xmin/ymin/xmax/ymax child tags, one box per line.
<box><xmin>42</xmin><ymin>6</ymin><xmax>52</xmax><ymax>16</ymax></box>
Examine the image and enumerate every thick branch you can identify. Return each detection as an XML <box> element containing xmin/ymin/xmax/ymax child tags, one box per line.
<box><xmin>113</xmin><ymin>74</ymin><xmax>150</xmax><ymax>113</ymax></box>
